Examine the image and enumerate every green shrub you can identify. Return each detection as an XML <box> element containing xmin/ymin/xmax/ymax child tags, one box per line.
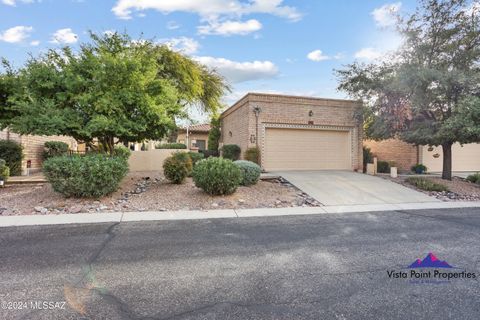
<box><xmin>0</xmin><ymin>159</ymin><xmax>10</xmax><ymax>184</ymax></box>
<box><xmin>193</xmin><ymin>157</ymin><xmax>242</xmax><ymax>195</ymax></box>
<box><xmin>234</xmin><ymin>160</ymin><xmax>261</xmax><ymax>186</ymax></box>
<box><xmin>0</xmin><ymin>140</ymin><xmax>23</xmax><ymax>176</ymax></box>
<box><xmin>43</xmin><ymin>141</ymin><xmax>69</xmax><ymax>161</ymax></box>
<box><xmin>43</xmin><ymin>154</ymin><xmax>129</xmax><ymax>198</ymax></box>
<box><xmin>156</xmin><ymin>143</ymin><xmax>187</xmax><ymax>149</ymax></box>
<box><xmin>244</xmin><ymin>147</ymin><xmax>260</xmax><ymax>164</ymax></box>
<box><xmin>187</xmin><ymin>152</ymin><xmax>205</xmax><ymax>166</ymax></box>
<box><xmin>405</xmin><ymin>177</ymin><xmax>448</xmax><ymax>192</ymax></box>
<box><xmin>221</xmin><ymin>144</ymin><xmax>241</xmax><ymax>161</ymax></box>
<box><xmin>113</xmin><ymin>145</ymin><xmax>132</xmax><ymax>159</ymax></box>
<box><xmin>411</xmin><ymin>163</ymin><xmax>428</xmax><ymax>174</ymax></box>
<box><xmin>363</xmin><ymin>147</ymin><xmax>373</xmax><ymax>173</ymax></box>
<box><xmin>466</xmin><ymin>172</ymin><xmax>480</xmax><ymax>184</ymax></box>
<box><xmin>163</xmin><ymin>154</ymin><xmax>191</xmax><ymax>184</ymax></box>
<box><xmin>377</xmin><ymin>160</ymin><xmax>390</xmax><ymax>173</ymax></box>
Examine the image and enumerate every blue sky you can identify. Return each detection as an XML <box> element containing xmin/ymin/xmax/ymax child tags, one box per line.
<box><xmin>0</xmin><ymin>0</ymin><xmax>417</xmax><ymax>120</ymax></box>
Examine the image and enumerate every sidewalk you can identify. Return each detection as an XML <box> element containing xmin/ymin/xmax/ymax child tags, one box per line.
<box><xmin>1</xmin><ymin>201</ymin><xmax>479</xmax><ymax>227</ymax></box>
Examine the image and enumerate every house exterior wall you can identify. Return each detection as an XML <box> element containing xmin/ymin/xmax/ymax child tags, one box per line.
<box><xmin>221</xmin><ymin>93</ymin><xmax>363</xmax><ymax>170</ymax></box>
<box><xmin>177</xmin><ymin>132</ymin><xmax>209</xmax><ymax>150</ymax></box>
<box><xmin>0</xmin><ymin>129</ymin><xmax>77</xmax><ymax>175</ymax></box>
<box><xmin>364</xmin><ymin>139</ymin><xmax>418</xmax><ymax>172</ymax></box>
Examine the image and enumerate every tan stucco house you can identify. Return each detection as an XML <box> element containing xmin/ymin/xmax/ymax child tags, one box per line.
<box><xmin>364</xmin><ymin>139</ymin><xmax>480</xmax><ymax>173</ymax></box>
<box><xmin>220</xmin><ymin>93</ymin><xmax>363</xmax><ymax>171</ymax></box>
<box><xmin>177</xmin><ymin>124</ymin><xmax>211</xmax><ymax>151</ymax></box>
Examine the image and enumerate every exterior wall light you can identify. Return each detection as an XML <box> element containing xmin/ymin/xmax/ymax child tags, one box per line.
<box><xmin>309</xmin><ymin>110</ymin><xmax>314</xmax><ymax>117</ymax></box>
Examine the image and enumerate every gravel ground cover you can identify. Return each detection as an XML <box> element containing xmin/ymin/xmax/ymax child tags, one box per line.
<box><xmin>384</xmin><ymin>175</ymin><xmax>480</xmax><ymax>201</ymax></box>
<box><xmin>0</xmin><ymin>171</ymin><xmax>321</xmax><ymax>216</ymax></box>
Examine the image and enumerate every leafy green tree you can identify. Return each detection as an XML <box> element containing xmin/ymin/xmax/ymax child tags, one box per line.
<box><xmin>208</xmin><ymin>116</ymin><xmax>221</xmax><ymax>151</ymax></box>
<box><xmin>0</xmin><ymin>32</ymin><xmax>228</xmax><ymax>154</ymax></box>
<box><xmin>337</xmin><ymin>0</ymin><xmax>480</xmax><ymax>180</ymax></box>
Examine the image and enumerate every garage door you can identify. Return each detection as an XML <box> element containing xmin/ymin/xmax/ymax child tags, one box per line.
<box><xmin>421</xmin><ymin>143</ymin><xmax>480</xmax><ymax>172</ymax></box>
<box><xmin>263</xmin><ymin>128</ymin><xmax>351</xmax><ymax>171</ymax></box>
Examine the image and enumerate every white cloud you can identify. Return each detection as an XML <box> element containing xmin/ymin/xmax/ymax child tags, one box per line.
<box><xmin>195</xmin><ymin>56</ymin><xmax>278</xmax><ymax>83</ymax></box>
<box><xmin>162</xmin><ymin>37</ymin><xmax>200</xmax><ymax>55</ymax></box>
<box><xmin>371</xmin><ymin>2</ymin><xmax>401</xmax><ymax>27</ymax></box>
<box><xmin>0</xmin><ymin>26</ymin><xmax>33</xmax><ymax>43</ymax></box>
<box><xmin>307</xmin><ymin>50</ymin><xmax>330</xmax><ymax>62</ymax></box>
<box><xmin>50</xmin><ymin>28</ymin><xmax>78</xmax><ymax>44</ymax></box>
<box><xmin>354</xmin><ymin>47</ymin><xmax>383</xmax><ymax>61</ymax></box>
<box><xmin>166</xmin><ymin>21</ymin><xmax>180</xmax><ymax>30</ymax></box>
<box><xmin>1</xmin><ymin>0</ymin><xmax>35</xmax><ymax>6</ymax></box>
<box><xmin>30</xmin><ymin>40</ymin><xmax>40</xmax><ymax>46</ymax></box>
<box><xmin>198</xmin><ymin>19</ymin><xmax>262</xmax><ymax>36</ymax></box>
<box><xmin>112</xmin><ymin>0</ymin><xmax>302</xmax><ymax>21</ymax></box>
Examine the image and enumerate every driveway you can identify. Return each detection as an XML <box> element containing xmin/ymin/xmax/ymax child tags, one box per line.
<box><xmin>275</xmin><ymin>171</ymin><xmax>438</xmax><ymax>206</ymax></box>
<box><xmin>1</xmin><ymin>208</ymin><xmax>480</xmax><ymax>319</ymax></box>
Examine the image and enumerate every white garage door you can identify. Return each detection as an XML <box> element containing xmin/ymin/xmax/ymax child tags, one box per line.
<box><xmin>263</xmin><ymin>128</ymin><xmax>351</xmax><ymax>171</ymax></box>
<box><xmin>421</xmin><ymin>143</ymin><xmax>480</xmax><ymax>172</ymax></box>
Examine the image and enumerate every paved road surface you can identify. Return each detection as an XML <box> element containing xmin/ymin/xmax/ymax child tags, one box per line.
<box><xmin>1</xmin><ymin>208</ymin><xmax>479</xmax><ymax>319</ymax></box>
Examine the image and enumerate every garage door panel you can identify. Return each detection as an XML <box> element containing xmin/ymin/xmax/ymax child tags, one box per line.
<box><xmin>264</xmin><ymin>128</ymin><xmax>351</xmax><ymax>171</ymax></box>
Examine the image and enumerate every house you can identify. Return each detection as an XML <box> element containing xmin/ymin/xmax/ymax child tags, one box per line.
<box><xmin>0</xmin><ymin>129</ymin><xmax>79</xmax><ymax>175</ymax></box>
<box><xmin>177</xmin><ymin>124</ymin><xmax>211</xmax><ymax>151</ymax></box>
<box><xmin>220</xmin><ymin>93</ymin><xmax>363</xmax><ymax>171</ymax></box>
<box><xmin>364</xmin><ymin>139</ymin><xmax>480</xmax><ymax>173</ymax></box>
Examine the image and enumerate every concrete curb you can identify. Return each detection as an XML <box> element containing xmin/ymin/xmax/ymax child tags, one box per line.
<box><xmin>0</xmin><ymin>201</ymin><xmax>479</xmax><ymax>228</ymax></box>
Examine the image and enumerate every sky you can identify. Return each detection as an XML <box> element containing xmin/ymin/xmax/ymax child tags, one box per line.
<box><xmin>0</xmin><ymin>0</ymin><xmax>418</xmax><ymax>122</ymax></box>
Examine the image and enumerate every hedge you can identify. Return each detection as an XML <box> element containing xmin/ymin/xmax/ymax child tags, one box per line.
<box><xmin>0</xmin><ymin>140</ymin><xmax>23</xmax><ymax>176</ymax></box>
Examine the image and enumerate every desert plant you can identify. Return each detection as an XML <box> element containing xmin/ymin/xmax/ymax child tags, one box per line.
<box><xmin>43</xmin><ymin>154</ymin><xmax>129</xmax><ymax>198</ymax></box>
<box><xmin>221</xmin><ymin>144</ymin><xmax>241</xmax><ymax>161</ymax></box>
<box><xmin>42</xmin><ymin>141</ymin><xmax>69</xmax><ymax>161</ymax></box>
<box><xmin>377</xmin><ymin>160</ymin><xmax>390</xmax><ymax>173</ymax></box>
<box><xmin>244</xmin><ymin>147</ymin><xmax>260</xmax><ymax>164</ymax></box>
<box><xmin>0</xmin><ymin>140</ymin><xmax>23</xmax><ymax>176</ymax></box>
<box><xmin>0</xmin><ymin>159</ymin><xmax>10</xmax><ymax>184</ymax></box>
<box><xmin>363</xmin><ymin>147</ymin><xmax>373</xmax><ymax>173</ymax></box>
<box><xmin>411</xmin><ymin>163</ymin><xmax>428</xmax><ymax>174</ymax></box>
<box><xmin>405</xmin><ymin>177</ymin><xmax>448</xmax><ymax>192</ymax></box>
<box><xmin>193</xmin><ymin>157</ymin><xmax>242</xmax><ymax>195</ymax></box>
<box><xmin>234</xmin><ymin>160</ymin><xmax>261</xmax><ymax>186</ymax></box>
<box><xmin>163</xmin><ymin>155</ymin><xmax>189</xmax><ymax>184</ymax></box>
<box><xmin>466</xmin><ymin>172</ymin><xmax>480</xmax><ymax>184</ymax></box>
<box><xmin>187</xmin><ymin>152</ymin><xmax>205</xmax><ymax>166</ymax></box>
<box><xmin>113</xmin><ymin>145</ymin><xmax>132</xmax><ymax>159</ymax></box>
<box><xmin>156</xmin><ymin>143</ymin><xmax>187</xmax><ymax>149</ymax></box>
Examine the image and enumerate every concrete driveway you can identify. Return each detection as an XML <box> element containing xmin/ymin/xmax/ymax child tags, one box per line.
<box><xmin>275</xmin><ymin>171</ymin><xmax>438</xmax><ymax>206</ymax></box>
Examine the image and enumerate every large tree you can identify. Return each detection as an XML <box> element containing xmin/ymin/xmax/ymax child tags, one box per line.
<box><xmin>337</xmin><ymin>0</ymin><xmax>480</xmax><ymax>180</ymax></box>
<box><xmin>0</xmin><ymin>32</ymin><xmax>228</xmax><ymax>154</ymax></box>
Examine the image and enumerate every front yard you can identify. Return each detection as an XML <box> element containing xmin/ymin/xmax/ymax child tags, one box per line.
<box><xmin>0</xmin><ymin>171</ymin><xmax>320</xmax><ymax>216</ymax></box>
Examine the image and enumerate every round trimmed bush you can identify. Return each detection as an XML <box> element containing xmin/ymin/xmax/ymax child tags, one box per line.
<box><xmin>193</xmin><ymin>157</ymin><xmax>242</xmax><ymax>195</ymax></box>
<box><xmin>114</xmin><ymin>145</ymin><xmax>132</xmax><ymax>159</ymax></box>
<box><xmin>43</xmin><ymin>154</ymin><xmax>129</xmax><ymax>198</ymax></box>
<box><xmin>234</xmin><ymin>160</ymin><xmax>261</xmax><ymax>186</ymax></box>
<box><xmin>163</xmin><ymin>155</ymin><xmax>190</xmax><ymax>184</ymax></box>
<box><xmin>221</xmin><ymin>144</ymin><xmax>241</xmax><ymax>161</ymax></box>
<box><xmin>187</xmin><ymin>152</ymin><xmax>205</xmax><ymax>166</ymax></box>
<box><xmin>0</xmin><ymin>140</ymin><xmax>23</xmax><ymax>176</ymax></box>
<box><xmin>43</xmin><ymin>141</ymin><xmax>69</xmax><ymax>161</ymax></box>
<box><xmin>0</xmin><ymin>159</ymin><xmax>10</xmax><ymax>184</ymax></box>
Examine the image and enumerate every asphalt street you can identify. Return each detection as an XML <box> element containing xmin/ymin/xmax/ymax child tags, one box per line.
<box><xmin>1</xmin><ymin>208</ymin><xmax>479</xmax><ymax>320</ymax></box>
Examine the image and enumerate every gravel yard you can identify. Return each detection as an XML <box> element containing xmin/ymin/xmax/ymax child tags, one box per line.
<box><xmin>0</xmin><ymin>171</ymin><xmax>320</xmax><ymax>216</ymax></box>
<box><xmin>385</xmin><ymin>175</ymin><xmax>480</xmax><ymax>201</ymax></box>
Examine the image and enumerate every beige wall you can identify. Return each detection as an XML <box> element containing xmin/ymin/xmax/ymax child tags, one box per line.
<box><xmin>1</xmin><ymin>129</ymin><xmax>78</xmax><ymax>175</ymax></box>
<box><xmin>221</xmin><ymin>93</ymin><xmax>363</xmax><ymax>171</ymax></box>
<box><xmin>364</xmin><ymin>139</ymin><xmax>418</xmax><ymax>172</ymax></box>
<box><xmin>177</xmin><ymin>132</ymin><xmax>209</xmax><ymax>150</ymax></box>
<box><xmin>128</xmin><ymin>149</ymin><xmax>178</xmax><ymax>172</ymax></box>
<box><xmin>420</xmin><ymin>143</ymin><xmax>480</xmax><ymax>172</ymax></box>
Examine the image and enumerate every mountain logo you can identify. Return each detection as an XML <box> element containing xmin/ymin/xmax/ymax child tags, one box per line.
<box><xmin>408</xmin><ymin>253</ymin><xmax>453</xmax><ymax>269</ymax></box>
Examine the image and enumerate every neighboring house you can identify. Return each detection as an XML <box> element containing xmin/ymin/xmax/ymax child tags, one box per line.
<box><xmin>220</xmin><ymin>93</ymin><xmax>363</xmax><ymax>171</ymax></box>
<box><xmin>0</xmin><ymin>129</ymin><xmax>78</xmax><ymax>175</ymax></box>
<box><xmin>364</xmin><ymin>139</ymin><xmax>480</xmax><ymax>173</ymax></box>
<box><xmin>177</xmin><ymin>124</ymin><xmax>211</xmax><ymax>151</ymax></box>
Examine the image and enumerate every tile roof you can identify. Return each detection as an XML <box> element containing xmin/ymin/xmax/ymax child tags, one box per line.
<box><xmin>179</xmin><ymin>123</ymin><xmax>211</xmax><ymax>132</ymax></box>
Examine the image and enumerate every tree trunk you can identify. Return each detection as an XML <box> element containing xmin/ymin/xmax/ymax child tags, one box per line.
<box><xmin>441</xmin><ymin>142</ymin><xmax>453</xmax><ymax>180</ymax></box>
